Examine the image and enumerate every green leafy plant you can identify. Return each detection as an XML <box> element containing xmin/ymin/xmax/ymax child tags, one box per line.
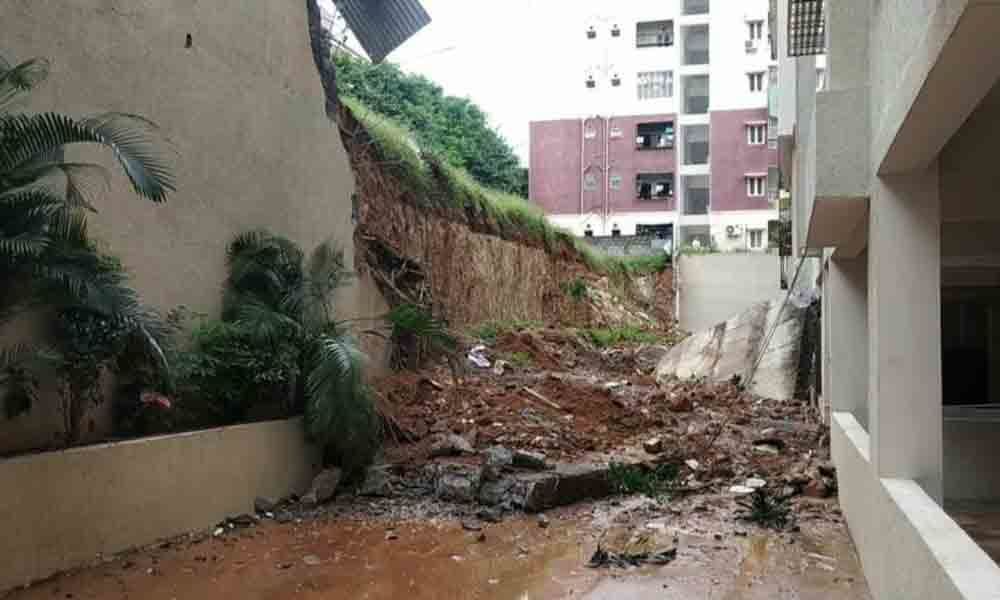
<box><xmin>562</xmin><ymin>277</ymin><xmax>589</xmax><ymax>302</ymax></box>
<box><xmin>507</xmin><ymin>351</ymin><xmax>533</xmax><ymax>368</ymax></box>
<box><xmin>608</xmin><ymin>462</ymin><xmax>679</xmax><ymax>499</ymax></box>
<box><xmin>470</xmin><ymin>319</ymin><xmax>541</xmax><ymax>344</ymax></box>
<box><xmin>386</xmin><ymin>303</ymin><xmax>457</xmax><ymax>370</ymax></box>
<box><xmin>737</xmin><ymin>487</ymin><xmax>793</xmax><ymax>530</ymax></box>
<box><xmin>0</xmin><ymin>54</ymin><xmax>175</xmax><ymax>443</ymax></box>
<box><xmin>581</xmin><ymin>326</ymin><xmax>662</xmax><ymax>348</ymax></box>
<box><xmin>219</xmin><ymin>230</ymin><xmax>379</xmax><ymax>475</ymax></box>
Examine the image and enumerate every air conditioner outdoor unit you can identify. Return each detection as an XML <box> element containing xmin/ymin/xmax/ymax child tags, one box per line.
<box><xmin>726</xmin><ymin>225</ymin><xmax>744</xmax><ymax>238</ymax></box>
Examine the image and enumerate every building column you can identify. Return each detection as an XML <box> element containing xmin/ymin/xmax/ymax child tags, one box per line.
<box><xmin>868</xmin><ymin>164</ymin><xmax>943</xmax><ymax>503</ymax></box>
<box><xmin>827</xmin><ymin>253</ymin><xmax>869</xmax><ymax>429</ymax></box>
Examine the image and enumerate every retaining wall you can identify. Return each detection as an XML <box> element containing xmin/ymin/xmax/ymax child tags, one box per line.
<box><xmin>0</xmin><ymin>418</ymin><xmax>319</xmax><ymax>592</ymax></box>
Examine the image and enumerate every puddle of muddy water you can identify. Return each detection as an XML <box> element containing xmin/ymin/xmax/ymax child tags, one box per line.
<box><xmin>6</xmin><ymin>507</ymin><xmax>870</xmax><ymax>600</ymax></box>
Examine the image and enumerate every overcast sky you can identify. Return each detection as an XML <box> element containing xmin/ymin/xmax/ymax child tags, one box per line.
<box><xmin>326</xmin><ymin>0</ymin><xmax>610</xmax><ymax>164</ymax></box>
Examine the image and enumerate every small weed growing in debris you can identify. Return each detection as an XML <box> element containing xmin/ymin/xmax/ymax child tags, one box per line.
<box><xmin>562</xmin><ymin>277</ymin><xmax>589</xmax><ymax>302</ymax></box>
<box><xmin>508</xmin><ymin>351</ymin><xmax>533</xmax><ymax>368</ymax></box>
<box><xmin>582</xmin><ymin>326</ymin><xmax>661</xmax><ymax>348</ymax></box>
<box><xmin>470</xmin><ymin>320</ymin><xmax>541</xmax><ymax>343</ymax></box>
<box><xmin>608</xmin><ymin>462</ymin><xmax>679</xmax><ymax>499</ymax></box>
<box><xmin>737</xmin><ymin>488</ymin><xmax>793</xmax><ymax>530</ymax></box>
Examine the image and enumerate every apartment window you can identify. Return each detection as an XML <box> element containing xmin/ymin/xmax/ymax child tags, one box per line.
<box><xmin>746</xmin><ymin>176</ymin><xmax>765</xmax><ymax>197</ymax></box>
<box><xmin>584</xmin><ymin>125</ymin><xmax>597</xmax><ymax>139</ymax></box>
<box><xmin>583</xmin><ymin>172</ymin><xmax>598</xmax><ymax>191</ymax></box>
<box><xmin>749</xmin><ymin>229</ymin><xmax>764</xmax><ymax>249</ymax></box>
<box><xmin>609</xmin><ymin>126</ymin><xmax>623</xmax><ymax>138</ymax></box>
<box><xmin>683</xmin><ymin>125</ymin><xmax>710</xmax><ymax>165</ymax></box>
<box><xmin>636</xmin><ymin>121</ymin><xmax>675</xmax><ymax>150</ymax></box>
<box><xmin>636</xmin><ymin>20</ymin><xmax>674</xmax><ymax>48</ymax></box>
<box><xmin>747</xmin><ymin>71</ymin><xmax>765</xmax><ymax>92</ymax></box>
<box><xmin>683</xmin><ymin>0</ymin><xmax>710</xmax><ymax>15</ymax></box>
<box><xmin>637</xmin><ymin>173</ymin><xmax>674</xmax><ymax>200</ymax></box>
<box><xmin>637</xmin><ymin>70</ymin><xmax>673</xmax><ymax>100</ymax></box>
<box><xmin>816</xmin><ymin>67</ymin><xmax>827</xmax><ymax>91</ymax></box>
<box><xmin>746</xmin><ymin>124</ymin><xmax>766</xmax><ymax>145</ymax></box>
<box><xmin>683</xmin><ymin>74</ymin><xmax>710</xmax><ymax>114</ymax></box>
<box><xmin>609</xmin><ymin>175</ymin><xmax>623</xmax><ymax>190</ymax></box>
<box><xmin>747</xmin><ymin>20</ymin><xmax>764</xmax><ymax>41</ymax></box>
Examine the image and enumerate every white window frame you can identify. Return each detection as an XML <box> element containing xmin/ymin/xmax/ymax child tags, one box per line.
<box><xmin>746</xmin><ymin>124</ymin><xmax>766</xmax><ymax>145</ymax></box>
<box><xmin>749</xmin><ymin>229</ymin><xmax>764</xmax><ymax>249</ymax></box>
<box><xmin>746</xmin><ymin>176</ymin><xmax>765</xmax><ymax>197</ymax></box>
<box><xmin>747</xmin><ymin>72</ymin><xmax>765</xmax><ymax>93</ymax></box>
<box><xmin>637</xmin><ymin>70</ymin><xmax>674</xmax><ymax>100</ymax></box>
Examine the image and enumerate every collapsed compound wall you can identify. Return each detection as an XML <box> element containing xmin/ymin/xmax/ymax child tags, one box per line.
<box><xmin>338</xmin><ymin>105</ymin><xmax>674</xmax><ymax>331</ymax></box>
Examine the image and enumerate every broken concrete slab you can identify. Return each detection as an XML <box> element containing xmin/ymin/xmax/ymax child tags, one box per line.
<box><xmin>522</xmin><ymin>463</ymin><xmax>616</xmax><ymax>513</ymax></box>
<box><xmin>656</xmin><ymin>298</ymin><xmax>808</xmax><ymax>401</ymax></box>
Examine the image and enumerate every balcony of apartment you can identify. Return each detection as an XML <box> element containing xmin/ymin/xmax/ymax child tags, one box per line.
<box><xmin>635</xmin><ymin>20</ymin><xmax>674</xmax><ymax>50</ymax></box>
<box><xmin>635</xmin><ymin>172</ymin><xmax>674</xmax><ymax>207</ymax></box>
<box><xmin>635</xmin><ymin>121</ymin><xmax>675</xmax><ymax>151</ymax></box>
<box><xmin>682</xmin><ymin>175</ymin><xmax>710</xmax><ymax>219</ymax></box>
<box><xmin>681</xmin><ymin>25</ymin><xmax>709</xmax><ymax>66</ymax></box>
<box><xmin>681</xmin><ymin>75</ymin><xmax>709</xmax><ymax>116</ymax></box>
<box><xmin>681</xmin><ymin>125</ymin><xmax>709</xmax><ymax>174</ymax></box>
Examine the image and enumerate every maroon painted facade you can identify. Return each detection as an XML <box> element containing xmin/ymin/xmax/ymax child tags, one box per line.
<box><xmin>530</xmin><ymin>114</ymin><xmax>678</xmax><ymax>216</ymax></box>
<box><xmin>709</xmin><ymin>108</ymin><xmax>778</xmax><ymax>211</ymax></box>
<box><xmin>530</xmin><ymin>109</ymin><xmax>778</xmax><ymax>215</ymax></box>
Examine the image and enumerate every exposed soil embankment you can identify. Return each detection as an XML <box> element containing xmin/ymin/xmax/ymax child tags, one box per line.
<box><xmin>337</xmin><ymin>105</ymin><xmax>672</xmax><ymax>330</ymax></box>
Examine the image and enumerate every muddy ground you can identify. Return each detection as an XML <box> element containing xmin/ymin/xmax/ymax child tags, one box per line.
<box><xmin>4</xmin><ymin>326</ymin><xmax>869</xmax><ymax>599</ymax></box>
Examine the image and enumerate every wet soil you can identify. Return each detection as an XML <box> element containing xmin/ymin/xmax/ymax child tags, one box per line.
<box><xmin>6</xmin><ymin>494</ymin><xmax>869</xmax><ymax>600</ymax></box>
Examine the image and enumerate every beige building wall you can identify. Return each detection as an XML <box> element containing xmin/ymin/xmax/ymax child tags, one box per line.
<box><xmin>0</xmin><ymin>418</ymin><xmax>321</xmax><ymax>592</ymax></box>
<box><xmin>0</xmin><ymin>0</ymin><xmax>390</xmax><ymax>453</ymax></box>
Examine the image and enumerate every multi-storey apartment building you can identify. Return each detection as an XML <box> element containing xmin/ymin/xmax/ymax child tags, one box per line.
<box><xmin>529</xmin><ymin>0</ymin><xmax>778</xmax><ymax>253</ymax></box>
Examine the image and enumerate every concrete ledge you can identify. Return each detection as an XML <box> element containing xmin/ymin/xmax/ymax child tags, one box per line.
<box><xmin>833</xmin><ymin>412</ymin><xmax>1000</xmax><ymax>599</ymax></box>
<box><xmin>0</xmin><ymin>418</ymin><xmax>320</xmax><ymax>593</ymax></box>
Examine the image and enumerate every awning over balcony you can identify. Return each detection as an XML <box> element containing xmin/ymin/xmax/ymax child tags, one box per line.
<box><xmin>787</xmin><ymin>0</ymin><xmax>825</xmax><ymax>57</ymax></box>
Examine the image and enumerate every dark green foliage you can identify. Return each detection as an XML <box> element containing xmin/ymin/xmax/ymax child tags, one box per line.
<box><xmin>737</xmin><ymin>487</ymin><xmax>793</xmax><ymax>530</ymax></box>
<box><xmin>562</xmin><ymin>277</ymin><xmax>589</xmax><ymax>302</ymax></box>
<box><xmin>386</xmin><ymin>303</ymin><xmax>456</xmax><ymax>369</ymax></box>
<box><xmin>335</xmin><ymin>54</ymin><xmax>524</xmax><ymax>195</ymax></box>
<box><xmin>608</xmin><ymin>462</ymin><xmax>679</xmax><ymax>499</ymax></box>
<box><xmin>469</xmin><ymin>319</ymin><xmax>541</xmax><ymax>344</ymax></box>
<box><xmin>194</xmin><ymin>230</ymin><xmax>380</xmax><ymax>475</ymax></box>
<box><xmin>582</xmin><ymin>326</ymin><xmax>662</xmax><ymax>348</ymax></box>
<box><xmin>0</xmin><ymin>53</ymin><xmax>175</xmax><ymax>442</ymax></box>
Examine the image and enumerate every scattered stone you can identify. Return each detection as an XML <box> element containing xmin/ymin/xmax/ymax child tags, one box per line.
<box><xmin>436</xmin><ymin>469</ymin><xmax>480</xmax><ymax>503</ymax></box>
<box><xmin>803</xmin><ymin>479</ymin><xmax>831</xmax><ymax>498</ymax></box>
<box><xmin>481</xmin><ymin>446</ymin><xmax>514</xmax><ymax>481</ymax></box>
<box><xmin>429</xmin><ymin>433</ymin><xmax>474</xmax><ymax>458</ymax></box>
<box><xmin>462</xmin><ymin>519</ymin><xmax>483</xmax><ymax>532</ymax></box>
<box><xmin>385</xmin><ymin>531</ymin><xmax>399</xmax><ymax>541</ymax></box>
<box><xmin>538</xmin><ymin>514</ymin><xmax>550</xmax><ymax>529</ymax></box>
<box><xmin>359</xmin><ymin>466</ymin><xmax>394</xmax><ymax>497</ymax></box>
<box><xmin>301</xmin><ymin>468</ymin><xmax>342</xmax><ymax>506</ymax></box>
<box><xmin>253</xmin><ymin>497</ymin><xmax>277</xmax><ymax>514</ymax></box>
<box><xmin>212</xmin><ymin>527</ymin><xmax>224</xmax><ymax>537</ymax></box>
<box><xmin>276</xmin><ymin>562</ymin><xmax>293</xmax><ymax>570</ymax></box>
<box><xmin>685</xmin><ymin>459</ymin><xmax>700</xmax><ymax>471</ymax></box>
<box><xmin>523</xmin><ymin>463</ymin><xmax>615</xmax><ymax>513</ymax></box>
<box><xmin>729</xmin><ymin>485</ymin><xmax>755</xmax><ymax>496</ymax></box>
<box><xmin>643</xmin><ymin>438</ymin><xmax>664</xmax><ymax>454</ymax></box>
<box><xmin>512</xmin><ymin>449</ymin><xmax>548</xmax><ymax>471</ymax></box>
<box><xmin>668</xmin><ymin>394</ymin><xmax>694</xmax><ymax>413</ymax></box>
<box><xmin>753</xmin><ymin>443</ymin><xmax>781</xmax><ymax>456</ymax></box>
<box><xmin>478</xmin><ymin>477</ymin><xmax>518</xmax><ymax>507</ymax></box>
<box><xmin>302</xmin><ymin>555</ymin><xmax>322</xmax><ymax>567</ymax></box>
<box><xmin>745</xmin><ymin>478</ymin><xmax>767</xmax><ymax>489</ymax></box>
<box><xmin>477</xmin><ymin>507</ymin><xmax>503</xmax><ymax>523</ymax></box>
<box><xmin>476</xmin><ymin>532</ymin><xmax>487</xmax><ymax>543</ymax></box>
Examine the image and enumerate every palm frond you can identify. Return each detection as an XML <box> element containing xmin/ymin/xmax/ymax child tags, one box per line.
<box><xmin>305</xmin><ymin>329</ymin><xmax>381</xmax><ymax>475</ymax></box>
<box><xmin>0</xmin><ymin>232</ymin><xmax>48</xmax><ymax>259</ymax></box>
<box><xmin>0</xmin><ymin>184</ymin><xmax>85</xmax><ymax>215</ymax></box>
<box><xmin>224</xmin><ymin>230</ymin><xmax>304</xmax><ymax>318</ymax></box>
<box><xmin>232</xmin><ymin>297</ymin><xmax>303</xmax><ymax>347</ymax></box>
<box><xmin>0</xmin><ymin>343</ymin><xmax>61</xmax><ymax>419</ymax></box>
<box><xmin>299</xmin><ymin>241</ymin><xmax>352</xmax><ymax>329</ymax></box>
<box><xmin>0</xmin><ymin>112</ymin><xmax>175</xmax><ymax>202</ymax></box>
<box><xmin>0</xmin><ymin>57</ymin><xmax>49</xmax><ymax>111</ymax></box>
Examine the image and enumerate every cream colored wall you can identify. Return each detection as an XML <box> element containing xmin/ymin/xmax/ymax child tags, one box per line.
<box><xmin>0</xmin><ymin>0</ymin><xmax>391</xmax><ymax>452</ymax></box>
<box><xmin>0</xmin><ymin>418</ymin><xmax>321</xmax><ymax>593</ymax></box>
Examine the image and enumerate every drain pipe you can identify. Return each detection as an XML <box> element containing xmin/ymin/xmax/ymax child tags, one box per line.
<box><xmin>580</xmin><ymin>117</ymin><xmax>586</xmax><ymax>216</ymax></box>
<box><xmin>604</xmin><ymin>116</ymin><xmax>611</xmax><ymax>231</ymax></box>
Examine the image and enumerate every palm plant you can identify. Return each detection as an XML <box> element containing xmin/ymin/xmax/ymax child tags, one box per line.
<box><xmin>0</xmin><ymin>53</ymin><xmax>175</xmax><ymax>441</ymax></box>
<box><xmin>224</xmin><ymin>230</ymin><xmax>380</xmax><ymax>474</ymax></box>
